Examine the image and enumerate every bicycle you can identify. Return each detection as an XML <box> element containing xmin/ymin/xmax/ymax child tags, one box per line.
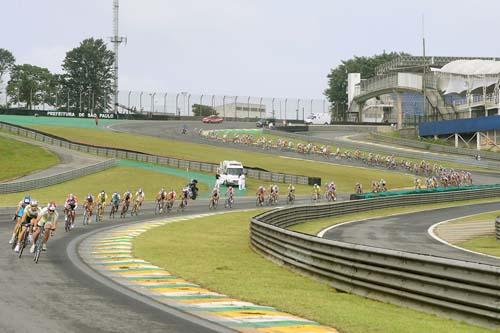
<box><xmin>178</xmin><ymin>197</ymin><xmax>188</xmax><ymax>212</ymax></box>
<box><xmin>224</xmin><ymin>196</ymin><xmax>234</xmax><ymax>209</ymax></box>
<box><xmin>209</xmin><ymin>196</ymin><xmax>219</xmax><ymax>210</ymax></box>
<box><xmin>17</xmin><ymin>224</ymin><xmax>31</xmax><ymax>259</ymax></box>
<box><xmin>64</xmin><ymin>208</ymin><xmax>74</xmax><ymax>232</ymax></box>
<box><xmin>131</xmin><ymin>201</ymin><xmax>141</xmax><ymax>216</ymax></box>
<box><xmin>325</xmin><ymin>191</ymin><xmax>336</xmax><ymax>202</ymax></box>
<box><xmin>33</xmin><ymin>227</ymin><xmax>54</xmax><ymax>264</ymax></box>
<box><xmin>165</xmin><ymin>199</ymin><xmax>174</xmax><ymax>213</ymax></box>
<box><xmin>82</xmin><ymin>205</ymin><xmax>93</xmax><ymax>225</ymax></box>
<box><xmin>95</xmin><ymin>203</ymin><xmax>105</xmax><ymax>223</ymax></box>
<box><xmin>256</xmin><ymin>195</ymin><xmax>265</xmax><ymax>207</ymax></box>
<box><xmin>286</xmin><ymin>192</ymin><xmax>295</xmax><ymax>205</ymax></box>
<box><xmin>110</xmin><ymin>202</ymin><xmax>119</xmax><ymax>219</ymax></box>
<box><xmin>311</xmin><ymin>192</ymin><xmax>321</xmax><ymax>203</ymax></box>
<box><xmin>155</xmin><ymin>199</ymin><xmax>165</xmax><ymax>215</ymax></box>
<box><xmin>120</xmin><ymin>200</ymin><xmax>130</xmax><ymax>218</ymax></box>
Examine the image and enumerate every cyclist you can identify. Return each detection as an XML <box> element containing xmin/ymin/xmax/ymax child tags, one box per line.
<box><xmin>14</xmin><ymin>199</ymin><xmax>40</xmax><ymax>253</ymax></box>
<box><xmin>135</xmin><ymin>188</ymin><xmax>145</xmax><ymax>207</ymax></box>
<box><xmin>30</xmin><ymin>201</ymin><xmax>58</xmax><ymax>253</ymax></box>
<box><xmin>110</xmin><ymin>192</ymin><xmax>121</xmax><ymax>217</ymax></box>
<box><xmin>272</xmin><ymin>184</ymin><xmax>279</xmax><ymax>203</ymax></box>
<box><xmin>64</xmin><ymin>193</ymin><xmax>78</xmax><ymax>229</ymax></box>
<box><xmin>96</xmin><ymin>190</ymin><xmax>108</xmax><ymax>222</ymax></box>
<box><xmin>10</xmin><ymin>195</ymin><xmax>31</xmax><ymax>245</ymax></box>
<box><xmin>414</xmin><ymin>178</ymin><xmax>422</xmax><ymax>190</ymax></box>
<box><xmin>156</xmin><ymin>188</ymin><xmax>167</xmax><ymax>213</ymax></box>
<box><xmin>312</xmin><ymin>184</ymin><xmax>321</xmax><ymax>201</ymax></box>
<box><xmin>120</xmin><ymin>190</ymin><xmax>132</xmax><ymax>218</ymax></box>
<box><xmin>256</xmin><ymin>186</ymin><xmax>265</xmax><ymax>206</ymax></box>
<box><xmin>225</xmin><ymin>186</ymin><xmax>234</xmax><ymax>208</ymax></box>
<box><xmin>179</xmin><ymin>187</ymin><xmax>190</xmax><ymax>209</ymax></box>
<box><xmin>166</xmin><ymin>189</ymin><xmax>176</xmax><ymax>211</ymax></box>
<box><xmin>379</xmin><ymin>179</ymin><xmax>387</xmax><ymax>192</ymax></box>
<box><xmin>287</xmin><ymin>184</ymin><xmax>296</xmax><ymax>204</ymax></box>
<box><xmin>326</xmin><ymin>182</ymin><xmax>336</xmax><ymax>201</ymax></box>
<box><xmin>355</xmin><ymin>182</ymin><xmax>363</xmax><ymax>195</ymax></box>
<box><xmin>83</xmin><ymin>193</ymin><xmax>95</xmax><ymax>223</ymax></box>
<box><xmin>210</xmin><ymin>187</ymin><xmax>220</xmax><ymax>207</ymax></box>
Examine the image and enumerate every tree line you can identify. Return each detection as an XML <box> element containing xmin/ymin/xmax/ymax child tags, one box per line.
<box><xmin>0</xmin><ymin>38</ymin><xmax>114</xmax><ymax>113</ymax></box>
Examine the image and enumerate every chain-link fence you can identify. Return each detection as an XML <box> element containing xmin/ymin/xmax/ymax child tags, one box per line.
<box><xmin>0</xmin><ymin>84</ymin><xmax>331</xmax><ymax>121</ymax></box>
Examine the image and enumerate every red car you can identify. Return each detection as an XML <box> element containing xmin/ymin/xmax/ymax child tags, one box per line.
<box><xmin>202</xmin><ymin>115</ymin><xmax>224</xmax><ymax>123</ymax></box>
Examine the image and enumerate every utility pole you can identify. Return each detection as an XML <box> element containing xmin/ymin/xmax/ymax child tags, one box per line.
<box><xmin>111</xmin><ymin>0</ymin><xmax>127</xmax><ymax>114</ymax></box>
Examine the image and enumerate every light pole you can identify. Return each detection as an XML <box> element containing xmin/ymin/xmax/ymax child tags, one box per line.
<box><xmin>151</xmin><ymin>92</ymin><xmax>156</xmax><ymax>112</ymax></box>
<box><xmin>272</xmin><ymin>98</ymin><xmax>275</xmax><ymax>119</ymax></box>
<box><xmin>310</xmin><ymin>99</ymin><xmax>313</xmax><ymax>115</ymax></box>
<box><xmin>259</xmin><ymin>97</ymin><xmax>263</xmax><ymax>119</ymax></box>
<box><xmin>323</xmin><ymin>99</ymin><xmax>326</xmax><ymax>113</ymax></box>
<box><xmin>181</xmin><ymin>91</ymin><xmax>187</xmax><ymax>116</ymax></box>
<box><xmin>222</xmin><ymin>96</ymin><xmax>226</xmax><ymax>117</ymax></box>
<box><xmin>67</xmin><ymin>91</ymin><xmax>70</xmax><ymax>113</ymax></box>
<box><xmin>211</xmin><ymin>95</ymin><xmax>215</xmax><ymax>109</ymax></box>
<box><xmin>139</xmin><ymin>92</ymin><xmax>144</xmax><ymax>112</ymax></box>
<box><xmin>127</xmin><ymin>91</ymin><xmax>132</xmax><ymax>111</ymax></box>
<box><xmin>175</xmin><ymin>93</ymin><xmax>180</xmax><ymax>116</ymax></box>
<box><xmin>284</xmin><ymin>98</ymin><xmax>288</xmax><ymax>120</ymax></box>
<box><xmin>163</xmin><ymin>92</ymin><xmax>168</xmax><ymax>113</ymax></box>
<box><xmin>297</xmin><ymin>99</ymin><xmax>301</xmax><ymax>120</ymax></box>
<box><xmin>187</xmin><ymin>94</ymin><xmax>191</xmax><ymax>116</ymax></box>
<box><xmin>234</xmin><ymin>96</ymin><xmax>239</xmax><ymax>119</ymax></box>
<box><xmin>247</xmin><ymin>96</ymin><xmax>251</xmax><ymax>118</ymax></box>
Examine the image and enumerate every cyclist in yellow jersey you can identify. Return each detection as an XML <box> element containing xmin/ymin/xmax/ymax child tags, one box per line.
<box><xmin>97</xmin><ymin>190</ymin><xmax>108</xmax><ymax>205</ymax></box>
<box><xmin>14</xmin><ymin>200</ymin><xmax>41</xmax><ymax>253</ymax></box>
<box><xmin>30</xmin><ymin>202</ymin><xmax>58</xmax><ymax>252</ymax></box>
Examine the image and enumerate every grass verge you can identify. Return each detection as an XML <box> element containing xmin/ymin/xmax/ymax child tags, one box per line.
<box><xmin>0</xmin><ymin>135</ymin><xmax>59</xmax><ymax>182</ymax></box>
<box><xmin>0</xmin><ymin>166</ymin><xmax>205</xmax><ymax>206</ymax></box>
<box><xmin>31</xmin><ymin>125</ymin><xmax>414</xmax><ymax>192</ymax></box>
<box><xmin>443</xmin><ymin>211</ymin><xmax>500</xmax><ymax>257</ymax></box>
<box><xmin>134</xmin><ymin>210</ymin><xmax>493</xmax><ymax>333</ymax></box>
<box><xmin>288</xmin><ymin>198</ymin><xmax>500</xmax><ymax>235</ymax></box>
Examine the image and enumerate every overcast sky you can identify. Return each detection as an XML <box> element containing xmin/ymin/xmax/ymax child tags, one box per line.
<box><xmin>2</xmin><ymin>0</ymin><xmax>500</xmax><ymax>99</ymax></box>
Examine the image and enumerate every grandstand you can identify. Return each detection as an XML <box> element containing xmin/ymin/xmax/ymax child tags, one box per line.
<box><xmin>347</xmin><ymin>56</ymin><xmax>500</xmax><ymax>134</ymax></box>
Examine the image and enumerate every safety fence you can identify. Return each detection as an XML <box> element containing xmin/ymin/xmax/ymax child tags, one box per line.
<box><xmin>0</xmin><ymin>159</ymin><xmax>116</xmax><ymax>194</ymax></box>
<box><xmin>250</xmin><ymin>188</ymin><xmax>500</xmax><ymax>328</ymax></box>
<box><xmin>0</xmin><ymin>122</ymin><xmax>316</xmax><ymax>186</ymax></box>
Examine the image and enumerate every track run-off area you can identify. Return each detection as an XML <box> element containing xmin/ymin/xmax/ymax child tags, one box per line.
<box><xmin>1</xmin><ymin>115</ymin><xmax>499</xmax><ymax>332</ymax></box>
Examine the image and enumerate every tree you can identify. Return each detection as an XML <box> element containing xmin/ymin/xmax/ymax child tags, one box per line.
<box><xmin>324</xmin><ymin>51</ymin><xmax>410</xmax><ymax>120</ymax></box>
<box><xmin>7</xmin><ymin>64</ymin><xmax>56</xmax><ymax>109</ymax></box>
<box><xmin>192</xmin><ymin>104</ymin><xmax>217</xmax><ymax>117</ymax></box>
<box><xmin>0</xmin><ymin>48</ymin><xmax>15</xmax><ymax>85</ymax></box>
<box><xmin>61</xmin><ymin>38</ymin><xmax>114</xmax><ymax>113</ymax></box>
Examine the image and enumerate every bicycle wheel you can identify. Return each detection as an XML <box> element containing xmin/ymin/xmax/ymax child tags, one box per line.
<box><xmin>18</xmin><ymin>230</ymin><xmax>29</xmax><ymax>259</ymax></box>
<box><xmin>155</xmin><ymin>201</ymin><xmax>161</xmax><ymax>215</ymax></box>
<box><xmin>33</xmin><ymin>231</ymin><xmax>44</xmax><ymax>263</ymax></box>
<box><xmin>11</xmin><ymin>227</ymin><xmax>20</xmax><ymax>250</ymax></box>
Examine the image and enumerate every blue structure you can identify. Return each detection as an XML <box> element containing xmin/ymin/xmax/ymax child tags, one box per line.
<box><xmin>419</xmin><ymin>115</ymin><xmax>500</xmax><ymax>137</ymax></box>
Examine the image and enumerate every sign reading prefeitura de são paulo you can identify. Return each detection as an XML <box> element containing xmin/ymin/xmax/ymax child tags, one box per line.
<box><xmin>45</xmin><ymin>111</ymin><xmax>116</xmax><ymax>119</ymax></box>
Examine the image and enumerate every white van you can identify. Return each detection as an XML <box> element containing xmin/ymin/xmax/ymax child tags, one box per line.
<box><xmin>304</xmin><ymin>113</ymin><xmax>331</xmax><ymax>125</ymax></box>
<box><xmin>219</xmin><ymin>161</ymin><xmax>244</xmax><ymax>186</ymax></box>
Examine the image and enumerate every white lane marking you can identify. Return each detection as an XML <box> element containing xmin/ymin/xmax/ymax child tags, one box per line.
<box><xmin>428</xmin><ymin>213</ymin><xmax>500</xmax><ymax>260</ymax></box>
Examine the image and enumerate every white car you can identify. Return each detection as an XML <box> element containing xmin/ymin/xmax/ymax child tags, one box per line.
<box><xmin>219</xmin><ymin>161</ymin><xmax>244</xmax><ymax>186</ymax></box>
<box><xmin>304</xmin><ymin>113</ymin><xmax>331</xmax><ymax>125</ymax></box>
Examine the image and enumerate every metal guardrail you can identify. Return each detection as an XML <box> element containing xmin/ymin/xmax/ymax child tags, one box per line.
<box><xmin>250</xmin><ymin>189</ymin><xmax>500</xmax><ymax>328</ymax></box>
<box><xmin>496</xmin><ymin>217</ymin><xmax>500</xmax><ymax>241</ymax></box>
<box><xmin>370</xmin><ymin>132</ymin><xmax>500</xmax><ymax>163</ymax></box>
<box><xmin>0</xmin><ymin>159</ymin><xmax>116</xmax><ymax>194</ymax></box>
<box><xmin>0</xmin><ymin>121</ymin><xmax>315</xmax><ymax>186</ymax></box>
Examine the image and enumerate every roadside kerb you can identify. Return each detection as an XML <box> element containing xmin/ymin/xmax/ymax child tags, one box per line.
<box><xmin>250</xmin><ymin>188</ymin><xmax>500</xmax><ymax>328</ymax></box>
<box><xmin>0</xmin><ymin>121</ymin><xmax>314</xmax><ymax>186</ymax></box>
<box><xmin>0</xmin><ymin>159</ymin><xmax>116</xmax><ymax>194</ymax></box>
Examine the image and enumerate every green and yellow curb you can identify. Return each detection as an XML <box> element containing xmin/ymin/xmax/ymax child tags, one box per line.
<box><xmin>79</xmin><ymin>214</ymin><xmax>338</xmax><ymax>333</ymax></box>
